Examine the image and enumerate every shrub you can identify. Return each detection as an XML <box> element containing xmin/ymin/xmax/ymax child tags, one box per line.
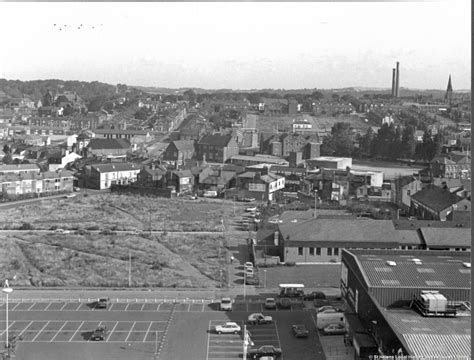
<box><xmin>285</xmin><ymin>261</ymin><xmax>296</xmax><ymax>267</ymax></box>
<box><xmin>19</xmin><ymin>222</ymin><xmax>34</xmax><ymax>230</ymax></box>
<box><xmin>86</xmin><ymin>225</ymin><xmax>99</xmax><ymax>231</ymax></box>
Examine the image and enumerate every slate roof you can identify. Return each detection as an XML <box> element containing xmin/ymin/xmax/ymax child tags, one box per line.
<box><xmin>280</xmin><ymin>218</ymin><xmax>398</xmax><ymax>246</ymax></box>
<box><xmin>354</xmin><ymin>251</ymin><xmax>471</xmax><ymax>288</ymax></box>
<box><xmin>419</xmin><ymin>227</ymin><xmax>471</xmax><ymax>247</ymax></box>
<box><xmin>0</xmin><ymin>164</ymin><xmax>41</xmax><ymax>172</ymax></box>
<box><xmin>91</xmin><ymin>163</ymin><xmax>140</xmax><ymax>173</ymax></box>
<box><xmin>172</xmin><ymin>140</ymin><xmax>195</xmax><ymax>152</ymax></box>
<box><xmin>198</xmin><ymin>134</ymin><xmax>232</xmax><ymax>147</ymax></box>
<box><xmin>172</xmin><ymin>169</ymin><xmax>193</xmax><ymax>178</ymax></box>
<box><xmin>396</xmin><ymin>230</ymin><xmax>422</xmax><ymax>245</ymax></box>
<box><xmin>432</xmin><ymin>178</ymin><xmax>463</xmax><ymax>189</ymax></box>
<box><xmin>94</xmin><ymin>129</ymin><xmax>149</xmax><ymax>136</ymax></box>
<box><xmin>87</xmin><ymin>138</ymin><xmax>130</xmax><ymax>150</ymax></box>
<box><xmin>410</xmin><ymin>187</ymin><xmax>460</xmax><ymax>212</ymax></box>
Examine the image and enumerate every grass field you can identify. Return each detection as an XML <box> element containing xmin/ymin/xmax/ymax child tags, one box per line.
<box><xmin>0</xmin><ymin>194</ymin><xmax>251</xmax><ymax>288</ymax></box>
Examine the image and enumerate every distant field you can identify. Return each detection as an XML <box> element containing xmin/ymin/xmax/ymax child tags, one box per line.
<box><xmin>0</xmin><ymin>194</ymin><xmax>251</xmax><ymax>288</ymax></box>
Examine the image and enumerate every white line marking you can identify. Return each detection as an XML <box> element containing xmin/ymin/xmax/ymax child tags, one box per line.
<box><xmin>156</xmin><ymin>303</ymin><xmax>162</xmax><ymax>311</ymax></box>
<box><xmin>105</xmin><ymin>321</ymin><xmax>119</xmax><ymax>342</ymax></box>
<box><xmin>274</xmin><ymin>321</ymin><xmax>283</xmax><ymax>360</ymax></box>
<box><xmin>45</xmin><ymin>302</ymin><xmax>54</xmax><ymax>311</ymax></box>
<box><xmin>75</xmin><ymin>303</ymin><xmax>82</xmax><ymax>311</ymax></box>
<box><xmin>124</xmin><ymin>322</ymin><xmax>136</xmax><ymax>342</ymax></box>
<box><xmin>59</xmin><ymin>302</ymin><xmax>67</xmax><ymax>311</ymax></box>
<box><xmin>202</xmin><ymin>303</ymin><xmax>205</xmax><ymax>312</ymax></box>
<box><xmin>143</xmin><ymin>322</ymin><xmax>153</xmax><ymax>343</ymax></box>
<box><xmin>31</xmin><ymin>321</ymin><xmax>50</xmax><ymax>342</ymax></box>
<box><xmin>124</xmin><ymin>303</ymin><xmax>130</xmax><ymax>311</ymax></box>
<box><xmin>27</xmin><ymin>303</ymin><xmax>36</xmax><ymax>311</ymax></box>
<box><xmin>206</xmin><ymin>320</ymin><xmax>212</xmax><ymax>360</ymax></box>
<box><xmin>17</xmin><ymin>321</ymin><xmax>33</xmax><ymax>337</ymax></box>
<box><xmin>69</xmin><ymin>321</ymin><xmax>84</xmax><ymax>342</ymax></box>
<box><xmin>51</xmin><ymin>321</ymin><xmax>68</xmax><ymax>342</ymax></box>
<box><xmin>140</xmin><ymin>303</ymin><xmax>145</xmax><ymax>311</ymax></box>
<box><xmin>11</xmin><ymin>303</ymin><xmax>21</xmax><ymax>311</ymax></box>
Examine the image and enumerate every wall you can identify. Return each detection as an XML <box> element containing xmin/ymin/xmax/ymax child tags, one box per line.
<box><xmin>284</xmin><ymin>245</ymin><xmax>341</xmax><ymax>263</ymax></box>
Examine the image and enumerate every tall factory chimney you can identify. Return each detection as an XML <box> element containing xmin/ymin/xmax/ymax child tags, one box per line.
<box><xmin>391</xmin><ymin>68</ymin><xmax>396</xmax><ymax>97</ymax></box>
<box><xmin>395</xmin><ymin>61</ymin><xmax>400</xmax><ymax>97</ymax></box>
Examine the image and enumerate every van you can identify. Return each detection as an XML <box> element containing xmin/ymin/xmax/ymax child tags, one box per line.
<box><xmin>203</xmin><ymin>190</ymin><xmax>218</xmax><ymax>198</ymax></box>
<box><xmin>316</xmin><ymin>311</ymin><xmax>345</xmax><ymax>329</ymax></box>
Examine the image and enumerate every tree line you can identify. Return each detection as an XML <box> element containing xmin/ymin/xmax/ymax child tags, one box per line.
<box><xmin>321</xmin><ymin>122</ymin><xmax>445</xmax><ymax>162</ymax></box>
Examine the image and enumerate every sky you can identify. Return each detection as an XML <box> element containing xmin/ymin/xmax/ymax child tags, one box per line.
<box><xmin>0</xmin><ymin>1</ymin><xmax>471</xmax><ymax>90</ymax></box>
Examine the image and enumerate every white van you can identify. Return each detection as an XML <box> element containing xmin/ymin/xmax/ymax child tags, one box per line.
<box><xmin>203</xmin><ymin>190</ymin><xmax>218</xmax><ymax>198</ymax></box>
<box><xmin>316</xmin><ymin>311</ymin><xmax>345</xmax><ymax>329</ymax></box>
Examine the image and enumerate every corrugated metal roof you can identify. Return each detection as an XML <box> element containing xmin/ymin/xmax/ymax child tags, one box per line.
<box><xmin>403</xmin><ymin>334</ymin><xmax>471</xmax><ymax>359</ymax></box>
<box><xmin>359</xmin><ymin>256</ymin><xmax>471</xmax><ymax>288</ymax></box>
<box><xmin>420</xmin><ymin>227</ymin><xmax>471</xmax><ymax>247</ymax></box>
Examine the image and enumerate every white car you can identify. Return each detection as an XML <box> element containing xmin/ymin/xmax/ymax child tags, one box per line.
<box><xmin>215</xmin><ymin>322</ymin><xmax>241</xmax><ymax>334</ymax></box>
<box><xmin>245</xmin><ymin>207</ymin><xmax>257</xmax><ymax>212</ymax></box>
<box><xmin>244</xmin><ymin>262</ymin><xmax>253</xmax><ymax>270</ymax></box>
<box><xmin>220</xmin><ymin>297</ymin><xmax>233</xmax><ymax>311</ymax></box>
<box><xmin>245</xmin><ymin>268</ymin><xmax>254</xmax><ymax>277</ymax></box>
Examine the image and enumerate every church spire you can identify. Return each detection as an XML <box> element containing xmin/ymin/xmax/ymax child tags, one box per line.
<box><xmin>445</xmin><ymin>75</ymin><xmax>453</xmax><ymax>105</ymax></box>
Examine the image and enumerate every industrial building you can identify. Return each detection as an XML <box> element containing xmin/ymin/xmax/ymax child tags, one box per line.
<box><xmin>341</xmin><ymin>249</ymin><xmax>471</xmax><ymax>360</ymax></box>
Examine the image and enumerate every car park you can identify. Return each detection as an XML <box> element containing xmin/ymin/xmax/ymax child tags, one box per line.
<box><xmin>247</xmin><ymin>345</ymin><xmax>282</xmax><ymax>359</ymax></box>
<box><xmin>215</xmin><ymin>322</ymin><xmax>241</xmax><ymax>334</ymax></box>
<box><xmin>90</xmin><ymin>326</ymin><xmax>107</xmax><ymax>341</ymax></box>
<box><xmin>291</xmin><ymin>324</ymin><xmax>309</xmax><ymax>338</ymax></box>
<box><xmin>278</xmin><ymin>298</ymin><xmax>291</xmax><ymax>309</ymax></box>
<box><xmin>247</xmin><ymin>313</ymin><xmax>273</xmax><ymax>325</ymax></box>
<box><xmin>264</xmin><ymin>298</ymin><xmax>277</xmax><ymax>310</ymax></box>
<box><xmin>96</xmin><ymin>297</ymin><xmax>109</xmax><ymax>309</ymax></box>
<box><xmin>220</xmin><ymin>297</ymin><xmax>233</xmax><ymax>311</ymax></box>
<box><xmin>322</xmin><ymin>323</ymin><xmax>347</xmax><ymax>336</ymax></box>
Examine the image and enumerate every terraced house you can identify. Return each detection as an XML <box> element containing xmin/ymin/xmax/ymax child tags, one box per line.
<box><xmin>0</xmin><ymin>170</ymin><xmax>74</xmax><ymax>197</ymax></box>
<box><xmin>83</xmin><ymin>163</ymin><xmax>140</xmax><ymax>190</ymax></box>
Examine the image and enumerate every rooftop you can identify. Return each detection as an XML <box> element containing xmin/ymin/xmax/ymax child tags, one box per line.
<box><xmin>88</xmin><ymin>138</ymin><xmax>131</xmax><ymax>150</ymax></box>
<box><xmin>90</xmin><ymin>163</ymin><xmax>140</xmax><ymax>173</ymax></box>
<box><xmin>411</xmin><ymin>187</ymin><xmax>462</xmax><ymax>212</ymax></box>
<box><xmin>419</xmin><ymin>227</ymin><xmax>471</xmax><ymax>247</ymax></box>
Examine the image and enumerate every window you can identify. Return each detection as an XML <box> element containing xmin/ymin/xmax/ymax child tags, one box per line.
<box><xmin>316</xmin><ymin>248</ymin><xmax>321</xmax><ymax>256</ymax></box>
<box><xmin>327</xmin><ymin>248</ymin><xmax>333</xmax><ymax>256</ymax></box>
<box><xmin>309</xmin><ymin>248</ymin><xmax>314</xmax><ymax>256</ymax></box>
<box><xmin>298</xmin><ymin>247</ymin><xmax>303</xmax><ymax>256</ymax></box>
<box><xmin>334</xmin><ymin>248</ymin><xmax>339</xmax><ymax>256</ymax></box>
<box><xmin>407</xmin><ymin>190</ymin><xmax>411</xmax><ymax>196</ymax></box>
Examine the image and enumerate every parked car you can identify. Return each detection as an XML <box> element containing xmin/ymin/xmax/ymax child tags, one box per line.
<box><xmin>215</xmin><ymin>322</ymin><xmax>241</xmax><ymax>334</ymax></box>
<box><xmin>245</xmin><ymin>276</ymin><xmax>259</xmax><ymax>285</ymax></box>
<box><xmin>243</xmin><ymin>197</ymin><xmax>255</xmax><ymax>202</ymax></box>
<box><xmin>64</xmin><ymin>193</ymin><xmax>76</xmax><ymax>199</ymax></box>
<box><xmin>220</xmin><ymin>297</ymin><xmax>233</xmax><ymax>311</ymax></box>
<box><xmin>203</xmin><ymin>190</ymin><xmax>218</xmax><ymax>198</ymax></box>
<box><xmin>247</xmin><ymin>313</ymin><xmax>273</xmax><ymax>325</ymax></box>
<box><xmin>247</xmin><ymin>345</ymin><xmax>282</xmax><ymax>359</ymax></box>
<box><xmin>264</xmin><ymin>298</ymin><xmax>277</xmax><ymax>310</ymax></box>
<box><xmin>317</xmin><ymin>306</ymin><xmax>343</xmax><ymax>314</ymax></box>
<box><xmin>303</xmin><ymin>291</ymin><xmax>326</xmax><ymax>301</ymax></box>
<box><xmin>96</xmin><ymin>297</ymin><xmax>109</xmax><ymax>309</ymax></box>
<box><xmin>322</xmin><ymin>323</ymin><xmax>347</xmax><ymax>336</ymax></box>
<box><xmin>245</xmin><ymin>206</ymin><xmax>257</xmax><ymax>212</ymax></box>
<box><xmin>278</xmin><ymin>298</ymin><xmax>291</xmax><ymax>309</ymax></box>
<box><xmin>244</xmin><ymin>262</ymin><xmax>253</xmax><ymax>270</ymax></box>
<box><xmin>245</xmin><ymin>268</ymin><xmax>254</xmax><ymax>277</ymax></box>
<box><xmin>90</xmin><ymin>326</ymin><xmax>107</xmax><ymax>341</ymax></box>
<box><xmin>183</xmin><ymin>194</ymin><xmax>198</xmax><ymax>200</ymax></box>
<box><xmin>291</xmin><ymin>324</ymin><xmax>309</xmax><ymax>338</ymax></box>
<box><xmin>73</xmin><ymin>187</ymin><xmax>81</xmax><ymax>192</ymax></box>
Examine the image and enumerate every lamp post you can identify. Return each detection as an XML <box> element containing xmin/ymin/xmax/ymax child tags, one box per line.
<box><xmin>2</xmin><ymin>282</ymin><xmax>13</xmax><ymax>353</ymax></box>
<box><xmin>263</xmin><ymin>270</ymin><xmax>267</xmax><ymax>289</ymax></box>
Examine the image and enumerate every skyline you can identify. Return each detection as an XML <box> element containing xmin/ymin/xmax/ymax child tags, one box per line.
<box><xmin>0</xmin><ymin>1</ymin><xmax>471</xmax><ymax>91</ymax></box>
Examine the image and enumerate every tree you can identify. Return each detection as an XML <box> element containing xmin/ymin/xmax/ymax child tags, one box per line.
<box><xmin>359</xmin><ymin>127</ymin><xmax>375</xmax><ymax>157</ymax></box>
<box><xmin>321</xmin><ymin>122</ymin><xmax>354</xmax><ymax>156</ymax></box>
<box><xmin>400</xmin><ymin>125</ymin><xmax>416</xmax><ymax>159</ymax></box>
<box><xmin>2</xmin><ymin>153</ymin><xmax>12</xmax><ymax>164</ymax></box>
<box><xmin>311</xmin><ymin>91</ymin><xmax>324</xmax><ymax>101</ymax></box>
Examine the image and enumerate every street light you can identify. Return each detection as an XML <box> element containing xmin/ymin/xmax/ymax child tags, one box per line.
<box><xmin>263</xmin><ymin>270</ymin><xmax>267</xmax><ymax>288</ymax></box>
<box><xmin>2</xmin><ymin>281</ymin><xmax>13</xmax><ymax>353</ymax></box>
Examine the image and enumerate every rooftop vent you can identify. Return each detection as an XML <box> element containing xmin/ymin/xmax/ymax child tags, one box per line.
<box><xmin>386</xmin><ymin>260</ymin><xmax>397</xmax><ymax>267</ymax></box>
<box><xmin>462</xmin><ymin>262</ymin><xmax>471</xmax><ymax>268</ymax></box>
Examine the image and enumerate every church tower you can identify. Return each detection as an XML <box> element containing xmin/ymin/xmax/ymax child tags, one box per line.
<box><xmin>445</xmin><ymin>75</ymin><xmax>453</xmax><ymax>105</ymax></box>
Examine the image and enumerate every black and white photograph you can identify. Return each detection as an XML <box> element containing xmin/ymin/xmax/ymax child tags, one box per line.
<box><xmin>0</xmin><ymin>0</ymin><xmax>471</xmax><ymax>359</ymax></box>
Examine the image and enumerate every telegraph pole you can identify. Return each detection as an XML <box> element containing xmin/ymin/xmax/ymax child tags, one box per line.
<box><xmin>128</xmin><ymin>251</ymin><xmax>131</xmax><ymax>287</ymax></box>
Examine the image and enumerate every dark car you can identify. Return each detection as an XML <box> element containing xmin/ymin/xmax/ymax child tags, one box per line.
<box><xmin>90</xmin><ymin>326</ymin><xmax>107</xmax><ymax>341</ymax></box>
<box><xmin>264</xmin><ymin>298</ymin><xmax>277</xmax><ymax>310</ymax></box>
<box><xmin>303</xmin><ymin>291</ymin><xmax>326</xmax><ymax>301</ymax></box>
<box><xmin>291</xmin><ymin>324</ymin><xmax>309</xmax><ymax>338</ymax></box>
<box><xmin>96</xmin><ymin>297</ymin><xmax>109</xmax><ymax>309</ymax></box>
<box><xmin>247</xmin><ymin>345</ymin><xmax>282</xmax><ymax>359</ymax></box>
<box><xmin>278</xmin><ymin>298</ymin><xmax>291</xmax><ymax>309</ymax></box>
<box><xmin>245</xmin><ymin>276</ymin><xmax>259</xmax><ymax>285</ymax></box>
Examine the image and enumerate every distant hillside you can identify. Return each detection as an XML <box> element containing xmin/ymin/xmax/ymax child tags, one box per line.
<box><xmin>0</xmin><ymin>79</ymin><xmax>119</xmax><ymax>102</ymax></box>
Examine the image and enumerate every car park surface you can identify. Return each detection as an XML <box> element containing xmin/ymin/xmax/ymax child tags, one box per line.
<box><xmin>2</xmin><ymin>298</ymin><xmax>328</xmax><ymax>360</ymax></box>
